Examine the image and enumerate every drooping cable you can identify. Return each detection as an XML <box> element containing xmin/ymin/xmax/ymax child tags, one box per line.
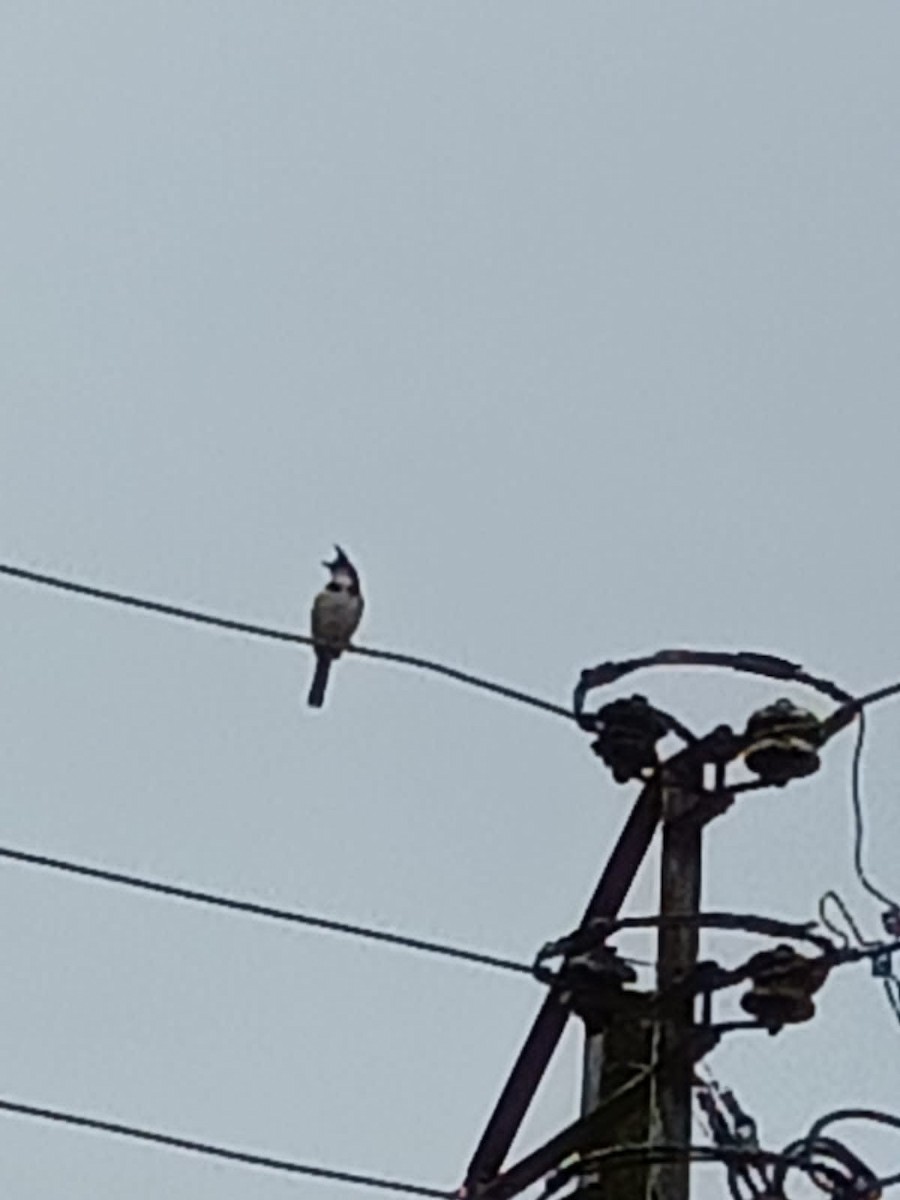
<box><xmin>0</xmin><ymin>843</ymin><xmax>532</xmax><ymax>977</ymax></box>
<box><xmin>0</xmin><ymin>1096</ymin><xmax>451</xmax><ymax>1196</ymax></box>
<box><xmin>0</xmin><ymin>562</ymin><xmax>572</xmax><ymax>722</ymax></box>
<box><xmin>849</xmin><ymin>712</ymin><xmax>900</xmax><ymax>911</ymax></box>
<box><xmin>819</xmin><ymin>888</ymin><xmax>900</xmax><ymax>1029</ymax></box>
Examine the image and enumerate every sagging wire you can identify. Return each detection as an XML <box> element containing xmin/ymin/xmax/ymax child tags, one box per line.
<box><xmin>813</xmin><ymin>711</ymin><xmax>900</xmax><ymax>1031</ymax></box>
<box><xmin>0</xmin><ymin>1095</ymin><xmax>452</xmax><ymax>1197</ymax></box>
<box><xmin>0</xmin><ymin>843</ymin><xmax>535</xmax><ymax>978</ymax></box>
<box><xmin>849</xmin><ymin>712</ymin><xmax>900</xmax><ymax>915</ymax></box>
<box><xmin>0</xmin><ymin>562</ymin><xmax>572</xmax><ymax>722</ymax></box>
<box><xmin>819</xmin><ymin>890</ymin><xmax>875</xmax><ymax>952</ymax></box>
<box><xmin>773</xmin><ymin>1134</ymin><xmax>881</xmax><ymax>1200</ymax></box>
<box><xmin>820</xmin><ymin>715</ymin><xmax>900</xmax><ymax>1027</ymax></box>
<box><xmin>805</xmin><ymin>1110</ymin><xmax>900</xmax><ymax>1191</ymax></box>
<box><xmin>818</xmin><ymin>887</ymin><xmax>900</xmax><ymax>1031</ymax></box>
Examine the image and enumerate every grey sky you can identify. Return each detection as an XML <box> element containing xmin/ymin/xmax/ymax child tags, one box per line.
<box><xmin>2</xmin><ymin>2</ymin><xmax>900</xmax><ymax>1196</ymax></box>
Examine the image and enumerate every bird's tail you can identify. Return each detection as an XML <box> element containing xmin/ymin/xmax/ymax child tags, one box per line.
<box><xmin>307</xmin><ymin>651</ymin><xmax>334</xmax><ymax>708</ymax></box>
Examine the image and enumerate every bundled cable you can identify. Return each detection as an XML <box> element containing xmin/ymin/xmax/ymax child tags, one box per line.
<box><xmin>695</xmin><ymin>1070</ymin><xmax>768</xmax><ymax>1200</ymax></box>
<box><xmin>772</xmin><ymin>1133</ymin><xmax>880</xmax><ymax>1200</ymax></box>
<box><xmin>538</xmin><ymin>1141</ymin><xmax>856</xmax><ymax>1200</ymax></box>
<box><xmin>802</xmin><ymin>1110</ymin><xmax>900</xmax><ymax>1193</ymax></box>
<box><xmin>694</xmin><ymin>1077</ymin><xmax>893</xmax><ymax>1200</ymax></box>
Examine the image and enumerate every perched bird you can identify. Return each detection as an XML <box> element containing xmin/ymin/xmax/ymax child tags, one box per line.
<box><xmin>307</xmin><ymin>545</ymin><xmax>364</xmax><ymax>708</ymax></box>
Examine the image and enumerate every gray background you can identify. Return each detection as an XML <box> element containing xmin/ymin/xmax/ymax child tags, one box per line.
<box><xmin>1</xmin><ymin>2</ymin><xmax>899</xmax><ymax>1196</ymax></box>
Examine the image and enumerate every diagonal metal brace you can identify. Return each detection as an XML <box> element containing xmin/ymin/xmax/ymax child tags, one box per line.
<box><xmin>462</xmin><ymin>778</ymin><xmax>663</xmax><ymax>1190</ymax></box>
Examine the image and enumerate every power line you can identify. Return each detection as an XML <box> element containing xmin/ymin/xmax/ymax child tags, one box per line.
<box><xmin>0</xmin><ymin>562</ymin><xmax>572</xmax><ymax>721</ymax></box>
<box><xmin>849</xmin><ymin>711</ymin><xmax>900</xmax><ymax>912</ymax></box>
<box><xmin>826</xmin><ymin>678</ymin><xmax>900</xmax><ymax>731</ymax></box>
<box><xmin>818</xmin><ymin>705</ymin><xmax>900</xmax><ymax>1029</ymax></box>
<box><xmin>841</xmin><ymin>714</ymin><xmax>900</xmax><ymax>1024</ymax></box>
<box><xmin>808</xmin><ymin>1106</ymin><xmax>900</xmax><ymax>1143</ymax></box>
<box><xmin>0</xmin><ymin>1096</ymin><xmax>451</xmax><ymax>1196</ymax></box>
<box><xmin>818</xmin><ymin>888</ymin><xmax>900</xmax><ymax>1030</ymax></box>
<box><xmin>0</xmin><ymin>843</ymin><xmax>532</xmax><ymax>976</ymax></box>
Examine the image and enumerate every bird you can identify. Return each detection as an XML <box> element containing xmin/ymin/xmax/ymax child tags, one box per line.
<box><xmin>307</xmin><ymin>545</ymin><xmax>364</xmax><ymax>708</ymax></box>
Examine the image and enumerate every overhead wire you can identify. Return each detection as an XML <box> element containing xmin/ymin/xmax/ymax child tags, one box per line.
<box><xmin>807</xmin><ymin>1105</ymin><xmax>900</xmax><ymax>1148</ymax></box>
<box><xmin>820</xmin><ymin>890</ymin><xmax>900</xmax><ymax>1029</ymax></box>
<box><xmin>817</xmin><ymin>712</ymin><xmax>900</xmax><ymax>1029</ymax></box>
<box><xmin>849</xmin><ymin>711</ymin><xmax>900</xmax><ymax>912</ymax></box>
<box><xmin>17</xmin><ymin>558</ymin><xmax>900</xmax><ymax>730</ymax></box>
<box><xmin>17</xmin><ymin>557</ymin><xmax>900</xmax><ymax>730</ymax></box>
<box><xmin>0</xmin><ymin>844</ymin><xmax>533</xmax><ymax>977</ymax></box>
<box><xmin>0</xmin><ymin>562</ymin><xmax>572</xmax><ymax>721</ymax></box>
<box><xmin>0</xmin><ymin>1096</ymin><xmax>451</xmax><ymax>1196</ymax></box>
<box><xmin>12</xmin><ymin>557</ymin><xmax>900</xmax><ymax>1192</ymax></box>
<box><xmin>818</xmin><ymin>889</ymin><xmax>873</xmax><ymax>950</ymax></box>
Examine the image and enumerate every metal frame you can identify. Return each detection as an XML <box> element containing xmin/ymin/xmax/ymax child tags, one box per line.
<box><xmin>462</xmin><ymin>650</ymin><xmax>858</xmax><ymax>1200</ymax></box>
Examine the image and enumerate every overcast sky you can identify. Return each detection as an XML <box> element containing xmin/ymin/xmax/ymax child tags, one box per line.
<box><xmin>2</xmin><ymin>3</ymin><xmax>900</xmax><ymax>1197</ymax></box>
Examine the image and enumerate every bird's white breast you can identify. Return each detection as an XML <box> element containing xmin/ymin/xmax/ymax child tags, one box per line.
<box><xmin>311</xmin><ymin>587</ymin><xmax>363</xmax><ymax>651</ymax></box>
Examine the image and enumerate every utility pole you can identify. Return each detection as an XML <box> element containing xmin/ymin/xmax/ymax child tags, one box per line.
<box><xmin>578</xmin><ymin>759</ymin><xmax>704</xmax><ymax>1200</ymax></box>
<box><xmin>645</xmin><ymin>762</ymin><xmax>704</xmax><ymax>1200</ymax></box>
<box><xmin>577</xmin><ymin>781</ymin><xmax>660</xmax><ymax>1200</ymax></box>
<box><xmin>581</xmin><ymin>1019</ymin><xmax>653</xmax><ymax>1200</ymax></box>
<box><xmin>465</xmin><ymin>652</ymin><xmax>855</xmax><ymax>1200</ymax></box>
